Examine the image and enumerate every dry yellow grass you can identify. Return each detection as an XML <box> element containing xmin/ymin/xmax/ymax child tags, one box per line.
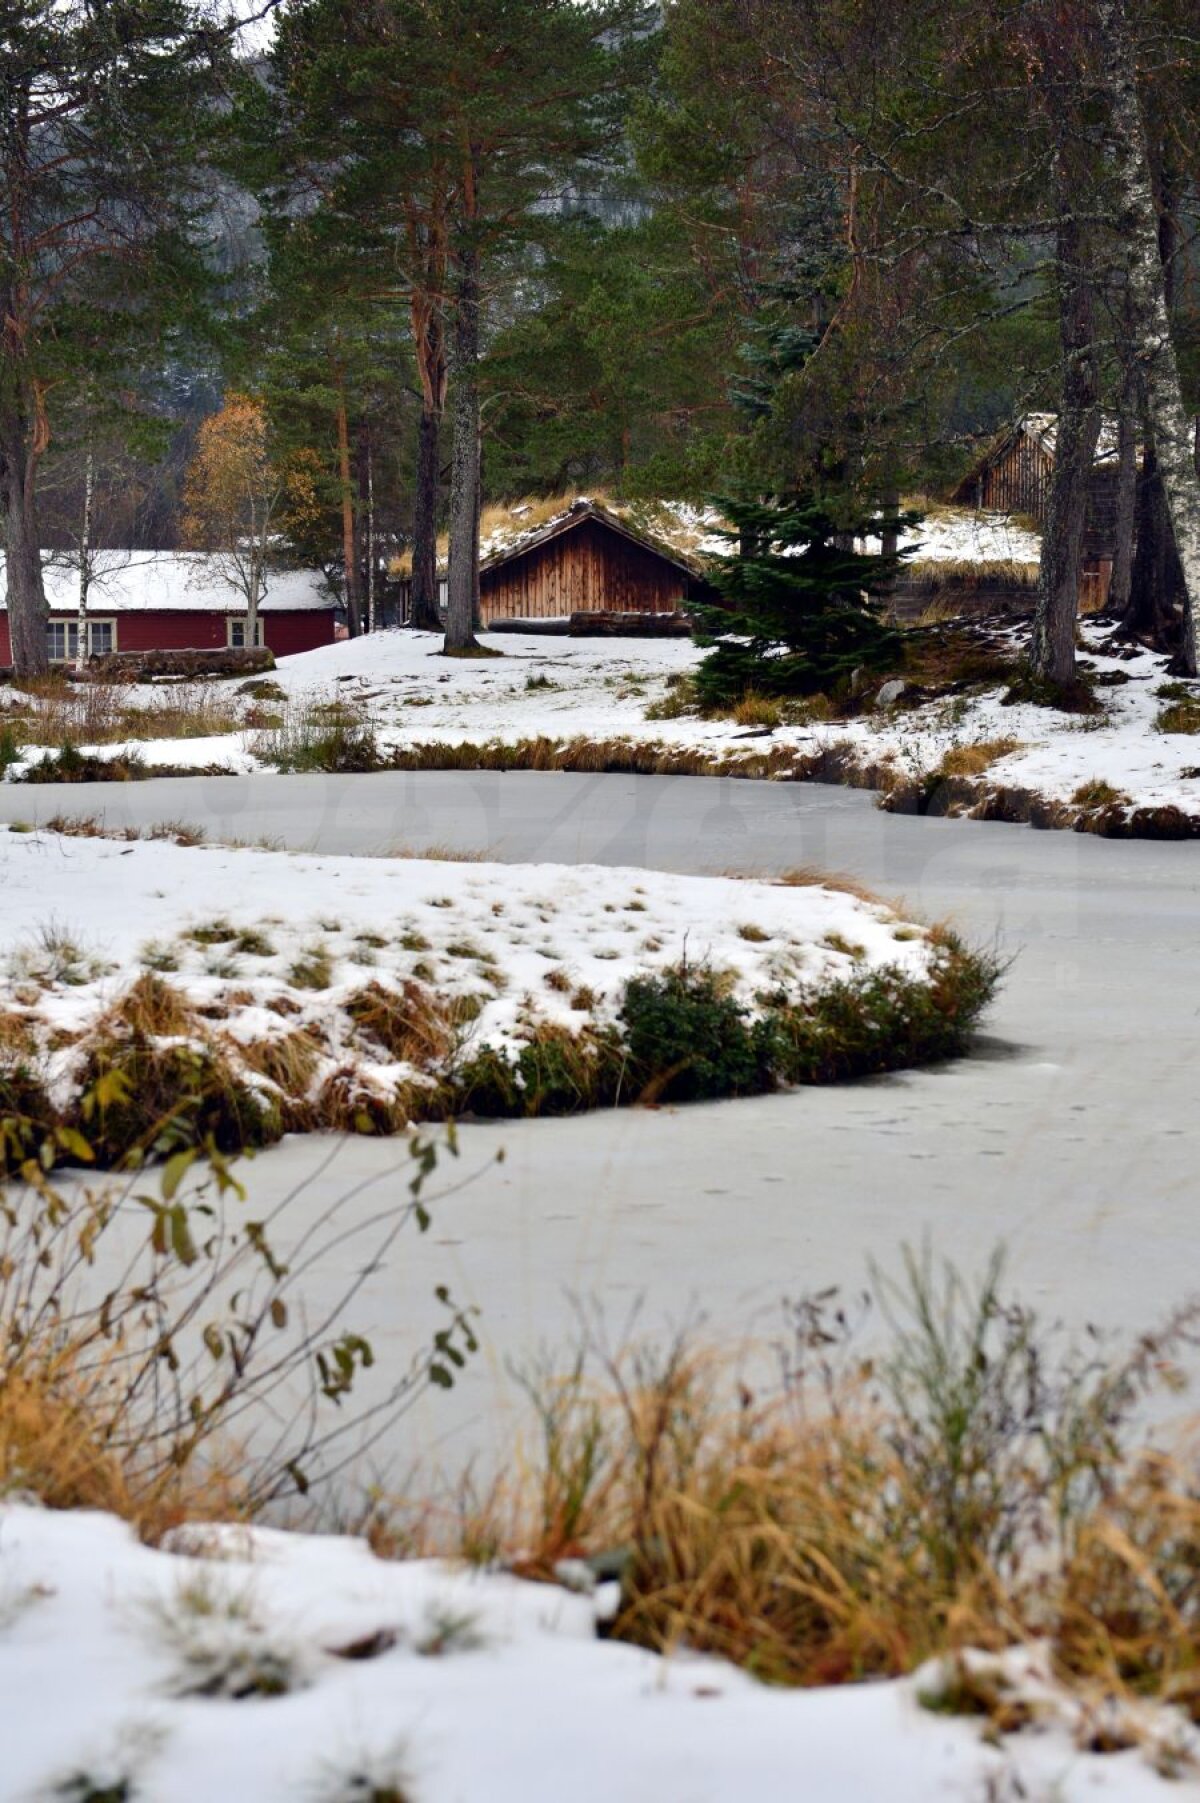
<box><xmin>237</xmin><ymin>1026</ymin><xmax>325</xmax><ymax>1096</ymax></box>
<box><xmin>907</xmin><ymin>557</ymin><xmax>1040</xmax><ymax>591</ymax></box>
<box><xmin>773</xmin><ymin>866</ymin><xmax>890</xmax><ymax>908</ymax></box>
<box><xmin>92</xmin><ymin>971</ymin><xmax>199</xmax><ymax>1041</ymax></box>
<box><xmin>937</xmin><ymin>737</ymin><xmax>1023</xmax><ymax>779</ymax></box>
<box><xmin>345</xmin><ymin>979</ymin><xmax>453</xmax><ymax>1068</ymax></box>
<box><xmin>0</xmin><ymin>1341</ymin><xmax>247</xmax><ymax>1542</ymax></box>
<box><xmin>731</xmin><ymin>692</ymin><xmax>783</xmax><ymax>729</ymax></box>
<box><xmin>384</xmin><ymin>843</ymin><xmax>487</xmax><ymax>863</ymax></box>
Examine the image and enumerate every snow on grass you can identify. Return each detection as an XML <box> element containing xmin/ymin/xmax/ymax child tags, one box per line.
<box><xmin>9</xmin><ymin>597</ymin><xmax>1200</xmax><ymax>832</ymax></box>
<box><xmin>0</xmin><ymin>1501</ymin><xmax>1189</xmax><ymax>1803</ymax></box>
<box><xmin>0</xmin><ymin>826</ymin><xmax>931</xmax><ymax>1113</ymax></box>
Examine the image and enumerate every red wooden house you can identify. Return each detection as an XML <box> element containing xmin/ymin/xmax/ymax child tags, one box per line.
<box><xmin>0</xmin><ymin>552</ymin><xmax>336</xmax><ymax>665</ymax></box>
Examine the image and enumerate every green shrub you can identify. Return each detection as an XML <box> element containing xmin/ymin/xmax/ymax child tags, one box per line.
<box><xmin>450</xmin><ymin>1024</ymin><xmax>625</xmax><ymax>1117</ymax></box>
<box><xmin>764</xmin><ymin>940</ymin><xmax>1001</xmax><ymax>1084</ymax></box>
<box><xmin>18</xmin><ymin>743</ymin><xmax>148</xmax><ymax>783</ymax></box>
<box><xmin>0</xmin><ymin>723</ymin><xmax>21</xmax><ymax>773</ymax></box>
<box><xmin>620</xmin><ymin>967</ymin><xmax>771</xmax><ymax>1103</ymax></box>
<box><xmin>0</xmin><ymin>1065</ymin><xmax>58</xmax><ymax>1175</ymax></box>
<box><xmin>74</xmin><ymin>1039</ymin><xmax>282</xmax><ymax>1168</ymax></box>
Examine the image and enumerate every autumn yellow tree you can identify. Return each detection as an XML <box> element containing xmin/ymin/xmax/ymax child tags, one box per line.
<box><xmin>183</xmin><ymin>395</ymin><xmax>318</xmax><ymax>647</ymax></box>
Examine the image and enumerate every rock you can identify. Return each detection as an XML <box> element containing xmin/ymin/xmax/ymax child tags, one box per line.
<box><xmin>875</xmin><ymin>678</ymin><xmax>907</xmax><ymax>708</ymax></box>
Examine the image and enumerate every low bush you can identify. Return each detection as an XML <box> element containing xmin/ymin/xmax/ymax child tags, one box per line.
<box><xmin>253</xmin><ymin>700</ymin><xmax>382</xmax><ymax>774</ymax></box>
<box><xmin>1071</xmin><ymin>778</ymin><xmax>1129</xmax><ymax>810</ymax></box>
<box><xmin>16</xmin><ymin>745</ymin><xmax>229</xmax><ymax>783</ymax></box>
<box><xmin>73</xmin><ymin>1038</ymin><xmax>282</xmax><ymax>1168</ymax></box>
<box><xmin>620</xmin><ymin>967</ymin><xmax>771</xmax><ymax>1103</ymax></box>
<box><xmin>449</xmin><ymin>1022</ymin><xmax>626</xmax><ymax>1117</ymax></box>
<box><xmin>764</xmin><ymin>939</ymin><xmax>1001</xmax><ymax>1084</ymax></box>
<box><xmin>0</xmin><ymin>1064</ymin><xmax>59</xmax><ymax>1175</ymax></box>
<box><xmin>730</xmin><ymin>692</ymin><xmax>783</xmax><ymax>729</ymax></box>
<box><xmin>1002</xmin><ymin>664</ymin><xmax>1104</xmax><ymax>715</ymax></box>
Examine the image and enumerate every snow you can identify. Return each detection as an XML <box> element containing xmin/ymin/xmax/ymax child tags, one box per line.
<box><xmin>8</xmin><ymin>568</ymin><xmax>1200</xmax><ymax>829</ymax></box>
<box><xmin>0</xmin><ymin>828</ymin><xmax>930</xmax><ymax>1108</ymax></box>
<box><xmin>0</xmin><ymin>1502</ymin><xmax>1191</xmax><ymax>1802</ymax></box>
<box><xmin>894</xmin><ymin>508</ymin><xmax>1041</xmax><ymax>566</ymax></box>
<box><xmin>0</xmin><ymin>551</ymin><xmax>334</xmax><ymax>614</ymax></box>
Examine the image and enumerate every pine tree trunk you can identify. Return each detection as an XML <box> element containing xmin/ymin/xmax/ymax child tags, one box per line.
<box><xmin>1</xmin><ymin>417</ymin><xmax>49</xmax><ymax>677</ymax></box>
<box><xmin>356</xmin><ymin>419</ymin><xmax>372</xmax><ymax>632</ymax></box>
<box><xmin>74</xmin><ymin>445</ymin><xmax>94</xmax><ymax>672</ymax></box>
<box><xmin>410</xmin><ymin>404</ymin><xmax>443</xmax><ymax>630</ymax></box>
<box><xmin>365</xmin><ymin>429</ymin><xmax>377</xmax><ymax>632</ymax></box>
<box><xmin>445</xmin><ymin>238</ymin><xmax>481</xmax><ymax>655</ymax></box>
<box><xmin>1031</xmin><ymin>188</ymin><xmax>1100</xmax><ymax>687</ymax></box>
<box><xmin>1096</xmin><ymin>0</ymin><xmax>1200</xmax><ymax>674</ymax></box>
<box><xmin>335</xmin><ymin>390</ymin><xmax>362</xmax><ymax>638</ymax></box>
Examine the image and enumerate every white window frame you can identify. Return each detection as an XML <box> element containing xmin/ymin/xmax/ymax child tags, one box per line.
<box><xmin>46</xmin><ymin>618</ymin><xmax>117</xmax><ymax>661</ymax></box>
<box><xmin>227</xmin><ymin>616</ymin><xmax>266</xmax><ymax>649</ymax></box>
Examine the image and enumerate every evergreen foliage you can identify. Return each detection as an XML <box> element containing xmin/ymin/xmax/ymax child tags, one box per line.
<box><xmin>693</xmin><ymin>495</ymin><xmax>908</xmax><ymax>707</ymax></box>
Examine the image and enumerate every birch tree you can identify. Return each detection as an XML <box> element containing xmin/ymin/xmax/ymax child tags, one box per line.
<box><xmin>1093</xmin><ymin>0</ymin><xmax>1200</xmax><ymax>673</ymax></box>
<box><xmin>182</xmin><ymin>394</ymin><xmax>317</xmax><ymax>644</ymax></box>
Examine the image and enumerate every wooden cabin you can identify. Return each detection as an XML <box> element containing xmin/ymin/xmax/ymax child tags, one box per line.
<box><xmin>475</xmin><ymin>499</ymin><xmax>717</xmax><ymax>626</ymax></box>
<box><xmin>950</xmin><ymin>413</ymin><xmax>1122</xmax><ymax>610</ymax></box>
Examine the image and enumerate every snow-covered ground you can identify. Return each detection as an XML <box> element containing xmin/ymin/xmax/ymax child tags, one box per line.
<box><xmin>81</xmin><ymin>621</ymin><xmax>1200</xmax><ymax>828</ymax></box>
<box><xmin>0</xmin><ymin>826</ymin><xmax>931</xmax><ymax>1112</ymax></box>
<box><xmin>0</xmin><ymin>1502</ymin><xmax>1191</xmax><ymax>1803</ymax></box>
<box><xmin>5</xmin><ymin>529</ymin><xmax>1198</xmax><ymax>830</ymax></box>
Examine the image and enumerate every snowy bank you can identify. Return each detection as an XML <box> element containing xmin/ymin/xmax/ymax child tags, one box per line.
<box><xmin>0</xmin><ymin>827</ymin><xmax>993</xmax><ymax>1162</ymax></box>
<box><xmin>0</xmin><ymin>1502</ymin><xmax>1190</xmax><ymax>1803</ymax></box>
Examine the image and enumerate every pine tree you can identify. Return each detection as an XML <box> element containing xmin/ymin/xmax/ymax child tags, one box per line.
<box><xmin>693</xmin><ymin>495</ymin><xmax>906</xmax><ymax>709</ymax></box>
<box><xmin>0</xmin><ymin>1</ymin><xmax>242</xmax><ymax>675</ymax></box>
<box><xmin>266</xmin><ymin>0</ymin><xmax>652</xmax><ymax>654</ymax></box>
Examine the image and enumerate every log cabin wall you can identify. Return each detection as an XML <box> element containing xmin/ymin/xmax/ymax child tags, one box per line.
<box><xmin>973</xmin><ymin>435</ymin><xmax>1054</xmax><ymax>520</ymax></box>
<box><xmin>479</xmin><ymin>517</ymin><xmax>697</xmax><ymax>624</ymax></box>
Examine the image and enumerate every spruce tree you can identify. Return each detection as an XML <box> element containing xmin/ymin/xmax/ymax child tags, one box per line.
<box><xmin>693</xmin><ymin>495</ymin><xmax>906</xmax><ymax>709</ymax></box>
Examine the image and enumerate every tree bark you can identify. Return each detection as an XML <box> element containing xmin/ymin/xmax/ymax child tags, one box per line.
<box><xmin>409</xmin><ymin>403</ymin><xmax>443</xmax><ymax>630</ymax></box>
<box><xmin>1096</xmin><ymin>0</ymin><xmax>1200</xmax><ymax>673</ymax></box>
<box><xmin>365</xmin><ymin>427</ymin><xmax>377</xmax><ymax>632</ymax></box>
<box><xmin>75</xmin><ymin>445</ymin><xmax>94</xmax><ymax>672</ymax></box>
<box><xmin>1106</xmin><ymin>341</ymin><xmax>1139</xmax><ymax>620</ymax></box>
<box><xmin>1031</xmin><ymin>177</ymin><xmax>1100</xmax><ymax>687</ymax></box>
<box><xmin>444</xmin><ymin>234</ymin><xmax>481</xmax><ymax>654</ymax></box>
<box><xmin>335</xmin><ymin>386</ymin><xmax>362</xmax><ymax>638</ymax></box>
<box><xmin>1</xmin><ymin>415</ymin><xmax>49</xmax><ymax>677</ymax></box>
<box><xmin>356</xmin><ymin>418</ymin><xmax>372</xmax><ymax>632</ymax></box>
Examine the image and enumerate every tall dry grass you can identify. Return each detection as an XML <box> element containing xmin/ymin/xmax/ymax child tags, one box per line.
<box><xmin>372</xmin><ymin>1250</ymin><xmax>1200</xmax><ymax>1716</ymax></box>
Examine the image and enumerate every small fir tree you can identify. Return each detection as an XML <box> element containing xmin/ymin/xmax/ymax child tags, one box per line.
<box><xmin>693</xmin><ymin>494</ymin><xmax>909</xmax><ymax>708</ymax></box>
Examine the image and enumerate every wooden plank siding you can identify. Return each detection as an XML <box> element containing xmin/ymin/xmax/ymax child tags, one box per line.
<box><xmin>479</xmin><ymin>516</ymin><xmax>706</xmax><ymax>625</ymax></box>
<box><xmin>961</xmin><ymin>436</ymin><xmax>1054</xmax><ymax>520</ymax></box>
<box><xmin>954</xmin><ymin>424</ymin><xmax>1118</xmax><ymax>610</ymax></box>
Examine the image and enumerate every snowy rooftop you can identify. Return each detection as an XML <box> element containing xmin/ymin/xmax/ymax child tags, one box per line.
<box><xmin>0</xmin><ymin>552</ymin><xmax>334</xmax><ymax>614</ymax></box>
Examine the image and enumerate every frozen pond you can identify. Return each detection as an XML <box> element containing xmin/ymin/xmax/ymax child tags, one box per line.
<box><xmin>9</xmin><ymin>771</ymin><xmax>1200</xmax><ymax>1488</ymax></box>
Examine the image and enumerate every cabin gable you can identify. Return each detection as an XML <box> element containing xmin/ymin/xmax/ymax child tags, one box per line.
<box><xmin>477</xmin><ymin>505</ymin><xmax>713</xmax><ymax>625</ymax></box>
